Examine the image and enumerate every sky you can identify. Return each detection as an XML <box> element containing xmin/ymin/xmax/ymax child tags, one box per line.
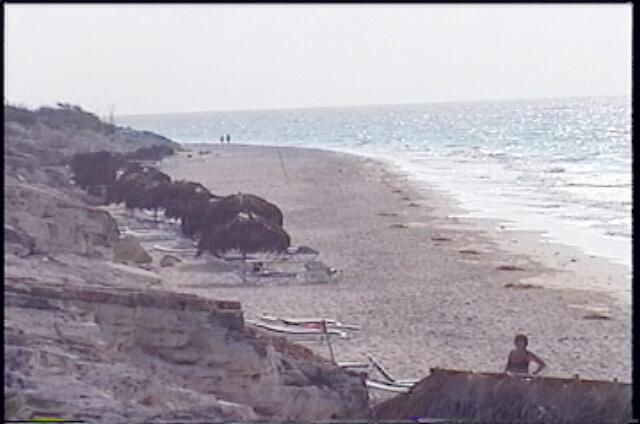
<box><xmin>4</xmin><ymin>4</ymin><xmax>633</xmax><ymax>116</ymax></box>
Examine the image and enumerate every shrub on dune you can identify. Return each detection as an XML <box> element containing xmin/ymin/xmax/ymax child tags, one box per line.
<box><xmin>37</xmin><ymin>103</ymin><xmax>112</xmax><ymax>133</ymax></box>
<box><xmin>5</xmin><ymin>105</ymin><xmax>37</xmax><ymax>126</ymax></box>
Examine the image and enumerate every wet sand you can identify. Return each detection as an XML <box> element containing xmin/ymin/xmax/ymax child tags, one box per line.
<box><xmin>157</xmin><ymin>144</ymin><xmax>631</xmax><ymax>383</ymax></box>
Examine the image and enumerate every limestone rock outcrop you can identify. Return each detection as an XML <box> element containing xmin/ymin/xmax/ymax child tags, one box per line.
<box><xmin>4</xmin><ymin>276</ymin><xmax>370</xmax><ymax>421</ymax></box>
<box><xmin>160</xmin><ymin>254</ymin><xmax>181</xmax><ymax>267</ymax></box>
<box><xmin>114</xmin><ymin>236</ymin><xmax>153</xmax><ymax>264</ymax></box>
<box><xmin>5</xmin><ymin>182</ymin><xmax>119</xmax><ymax>257</ymax></box>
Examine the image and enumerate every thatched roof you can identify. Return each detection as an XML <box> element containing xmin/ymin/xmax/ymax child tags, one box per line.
<box><xmin>162</xmin><ymin>180</ymin><xmax>216</xmax><ymax>221</ymax></box>
<box><xmin>197</xmin><ymin>192</ymin><xmax>284</xmax><ymax>232</ymax></box>
<box><xmin>197</xmin><ymin>212</ymin><xmax>291</xmax><ymax>256</ymax></box>
<box><xmin>70</xmin><ymin>151</ymin><xmax>121</xmax><ymax>189</ymax></box>
<box><xmin>105</xmin><ymin>177</ymin><xmax>131</xmax><ymax>205</ymax></box>
<box><xmin>374</xmin><ymin>368</ymin><xmax>631</xmax><ymax>423</ymax></box>
<box><xmin>115</xmin><ymin>166</ymin><xmax>170</xmax><ymax>188</ymax></box>
<box><xmin>141</xmin><ymin>167</ymin><xmax>171</xmax><ymax>185</ymax></box>
<box><xmin>180</xmin><ymin>196</ymin><xmax>219</xmax><ymax>238</ymax></box>
<box><xmin>120</xmin><ymin>162</ymin><xmax>144</xmax><ymax>177</ymax></box>
<box><xmin>178</xmin><ymin>192</ymin><xmax>284</xmax><ymax>240</ymax></box>
<box><xmin>126</xmin><ymin>144</ymin><xmax>175</xmax><ymax>161</ymax></box>
<box><xmin>105</xmin><ymin>166</ymin><xmax>171</xmax><ymax>210</ymax></box>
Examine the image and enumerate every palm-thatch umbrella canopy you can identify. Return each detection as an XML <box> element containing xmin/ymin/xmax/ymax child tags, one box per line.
<box><xmin>135</xmin><ymin>180</ymin><xmax>173</xmax><ymax>219</ymax></box>
<box><xmin>126</xmin><ymin>144</ymin><xmax>175</xmax><ymax>161</ymax></box>
<box><xmin>106</xmin><ymin>166</ymin><xmax>171</xmax><ymax>214</ymax></box>
<box><xmin>197</xmin><ymin>192</ymin><xmax>284</xmax><ymax>232</ymax></box>
<box><xmin>180</xmin><ymin>196</ymin><xmax>219</xmax><ymax>238</ymax></box>
<box><xmin>70</xmin><ymin>151</ymin><xmax>121</xmax><ymax>190</ymax></box>
<box><xmin>106</xmin><ymin>169</ymin><xmax>145</xmax><ymax>205</ymax></box>
<box><xmin>162</xmin><ymin>180</ymin><xmax>216</xmax><ymax>221</ymax></box>
<box><xmin>196</xmin><ymin>212</ymin><xmax>291</xmax><ymax>257</ymax></box>
<box><xmin>120</xmin><ymin>162</ymin><xmax>144</xmax><ymax>178</ymax></box>
<box><xmin>139</xmin><ymin>166</ymin><xmax>171</xmax><ymax>186</ymax></box>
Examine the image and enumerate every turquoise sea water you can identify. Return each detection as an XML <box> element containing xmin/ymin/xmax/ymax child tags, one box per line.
<box><xmin>117</xmin><ymin>96</ymin><xmax>632</xmax><ymax>270</ymax></box>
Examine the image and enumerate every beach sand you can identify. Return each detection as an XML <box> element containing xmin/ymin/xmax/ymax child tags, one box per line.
<box><xmin>157</xmin><ymin>144</ymin><xmax>631</xmax><ymax>383</ymax></box>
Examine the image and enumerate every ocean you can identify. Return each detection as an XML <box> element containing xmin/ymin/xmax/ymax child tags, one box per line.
<box><xmin>117</xmin><ymin>96</ymin><xmax>632</xmax><ymax>271</ymax></box>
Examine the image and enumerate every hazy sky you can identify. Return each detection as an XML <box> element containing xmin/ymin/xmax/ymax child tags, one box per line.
<box><xmin>4</xmin><ymin>4</ymin><xmax>632</xmax><ymax>116</ymax></box>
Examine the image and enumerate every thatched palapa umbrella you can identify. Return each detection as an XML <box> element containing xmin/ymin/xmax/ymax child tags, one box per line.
<box><xmin>180</xmin><ymin>196</ymin><xmax>219</xmax><ymax>238</ymax></box>
<box><xmin>196</xmin><ymin>192</ymin><xmax>283</xmax><ymax>232</ymax></box>
<box><xmin>70</xmin><ymin>151</ymin><xmax>121</xmax><ymax>190</ymax></box>
<box><xmin>105</xmin><ymin>166</ymin><xmax>171</xmax><ymax>218</ymax></box>
<box><xmin>196</xmin><ymin>212</ymin><xmax>291</xmax><ymax>257</ymax></box>
<box><xmin>106</xmin><ymin>170</ymin><xmax>146</xmax><ymax>206</ymax></box>
<box><xmin>162</xmin><ymin>180</ymin><xmax>216</xmax><ymax>222</ymax></box>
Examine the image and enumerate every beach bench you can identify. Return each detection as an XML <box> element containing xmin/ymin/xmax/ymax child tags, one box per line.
<box><xmin>246</xmin><ymin>319</ymin><xmax>348</xmax><ymax>339</ymax></box>
<box><xmin>366</xmin><ymin>379</ymin><xmax>411</xmax><ymax>393</ymax></box>
<box><xmin>152</xmin><ymin>245</ymin><xmax>197</xmax><ymax>255</ymax></box>
<box><xmin>250</xmin><ymin>271</ymin><xmax>298</xmax><ymax>279</ymax></box>
<box><xmin>121</xmin><ymin>229</ymin><xmax>176</xmax><ymax>241</ymax></box>
<box><xmin>260</xmin><ymin>314</ymin><xmax>360</xmax><ymax>330</ymax></box>
<box><xmin>366</xmin><ymin>354</ymin><xmax>420</xmax><ymax>388</ymax></box>
<box><xmin>337</xmin><ymin>361</ymin><xmax>370</xmax><ymax>370</ymax></box>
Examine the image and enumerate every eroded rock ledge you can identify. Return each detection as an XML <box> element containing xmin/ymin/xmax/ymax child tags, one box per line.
<box><xmin>5</xmin><ymin>276</ymin><xmax>370</xmax><ymax>421</ymax></box>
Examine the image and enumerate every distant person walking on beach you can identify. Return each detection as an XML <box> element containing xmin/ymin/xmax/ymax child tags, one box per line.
<box><xmin>220</xmin><ymin>135</ymin><xmax>224</xmax><ymax>144</ymax></box>
<box><xmin>226</xmin><ymin>134</ymin><xmax>231</xmax><ymax>144</ymax></box>
<box><xmin>505</xmin><ymin>334</ymin><xmax>546</xmax><ymax>376</ymax></box>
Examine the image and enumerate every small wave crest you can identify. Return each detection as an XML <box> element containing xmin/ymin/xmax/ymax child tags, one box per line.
<box><xmin>566</xmin><ymin>182</ymin><xmax>631</xmax><ymax>188</ymax></box>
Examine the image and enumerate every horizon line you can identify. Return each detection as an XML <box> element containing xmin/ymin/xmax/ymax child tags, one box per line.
<box><xmin>114</xmin><ymin>93</ymin><xmax>629</xmax><ymax>118</ymax></box>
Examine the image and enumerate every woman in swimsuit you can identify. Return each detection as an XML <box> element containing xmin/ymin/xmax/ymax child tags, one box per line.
<box><xmin>505</xmin><ymin>334</ymin><xmax>546</xmax><ymax>376</ymax></box>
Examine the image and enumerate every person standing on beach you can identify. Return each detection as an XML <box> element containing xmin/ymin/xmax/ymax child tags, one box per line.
<box><xmin>505</xmin><ymin>334</ymin><xmax>546</xmax><ymax>376</ymax></box>
<box><xmin>220</xmin><ymin>135</ymin><xmax>224</xmax><ymax>144</ymax></box>
<box><xmin>226</xmin><ymin>134</ymin><xmax>230</xmax><ymax>144</ymax></box>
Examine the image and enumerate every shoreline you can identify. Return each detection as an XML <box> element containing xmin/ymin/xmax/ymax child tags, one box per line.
<box><xmin>159</xmin><ymin>143</ymin><xmax>631</xmax><ymax>382</ymax></box>
<box><xmin>323</xmin><ymin>143</ymin><xmax>629</xmax><ymax>273</ymax></box>
<box><xmin>352</xmin><ymin>147</ymin><xmax>632</xmax><ymax>272</ymax></box>
<box><xmin>354</xmin><ymin>152</ymin><xmax>632</xmax><ymax>309</ymax></box>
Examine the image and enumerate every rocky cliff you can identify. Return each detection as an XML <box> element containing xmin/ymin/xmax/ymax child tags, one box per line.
<box><xmin>4</xmin><ymin>271</ymin><xmax>369</xmax><ymax>421</ymax></box>
<box><xmin>4</xmin><ymin>104</ymin><xmax>177</xmax><ymax>258</ymax></box>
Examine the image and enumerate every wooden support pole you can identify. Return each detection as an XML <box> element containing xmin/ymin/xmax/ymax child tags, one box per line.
<box><xmin>367</xmin><ymin>354</ymin><xmax>396</xmax><ymax>383</ymax></box>
<box><xmin>322</xmin><ymin>319</ymin><xmax>336</xmax><ymax>364</ymax></box>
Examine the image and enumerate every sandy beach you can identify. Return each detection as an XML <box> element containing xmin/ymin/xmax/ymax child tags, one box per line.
<box><xmin>157</xmin><ymin>143</ymin><xmax>631</xmax><ymax>383</ymax></box>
